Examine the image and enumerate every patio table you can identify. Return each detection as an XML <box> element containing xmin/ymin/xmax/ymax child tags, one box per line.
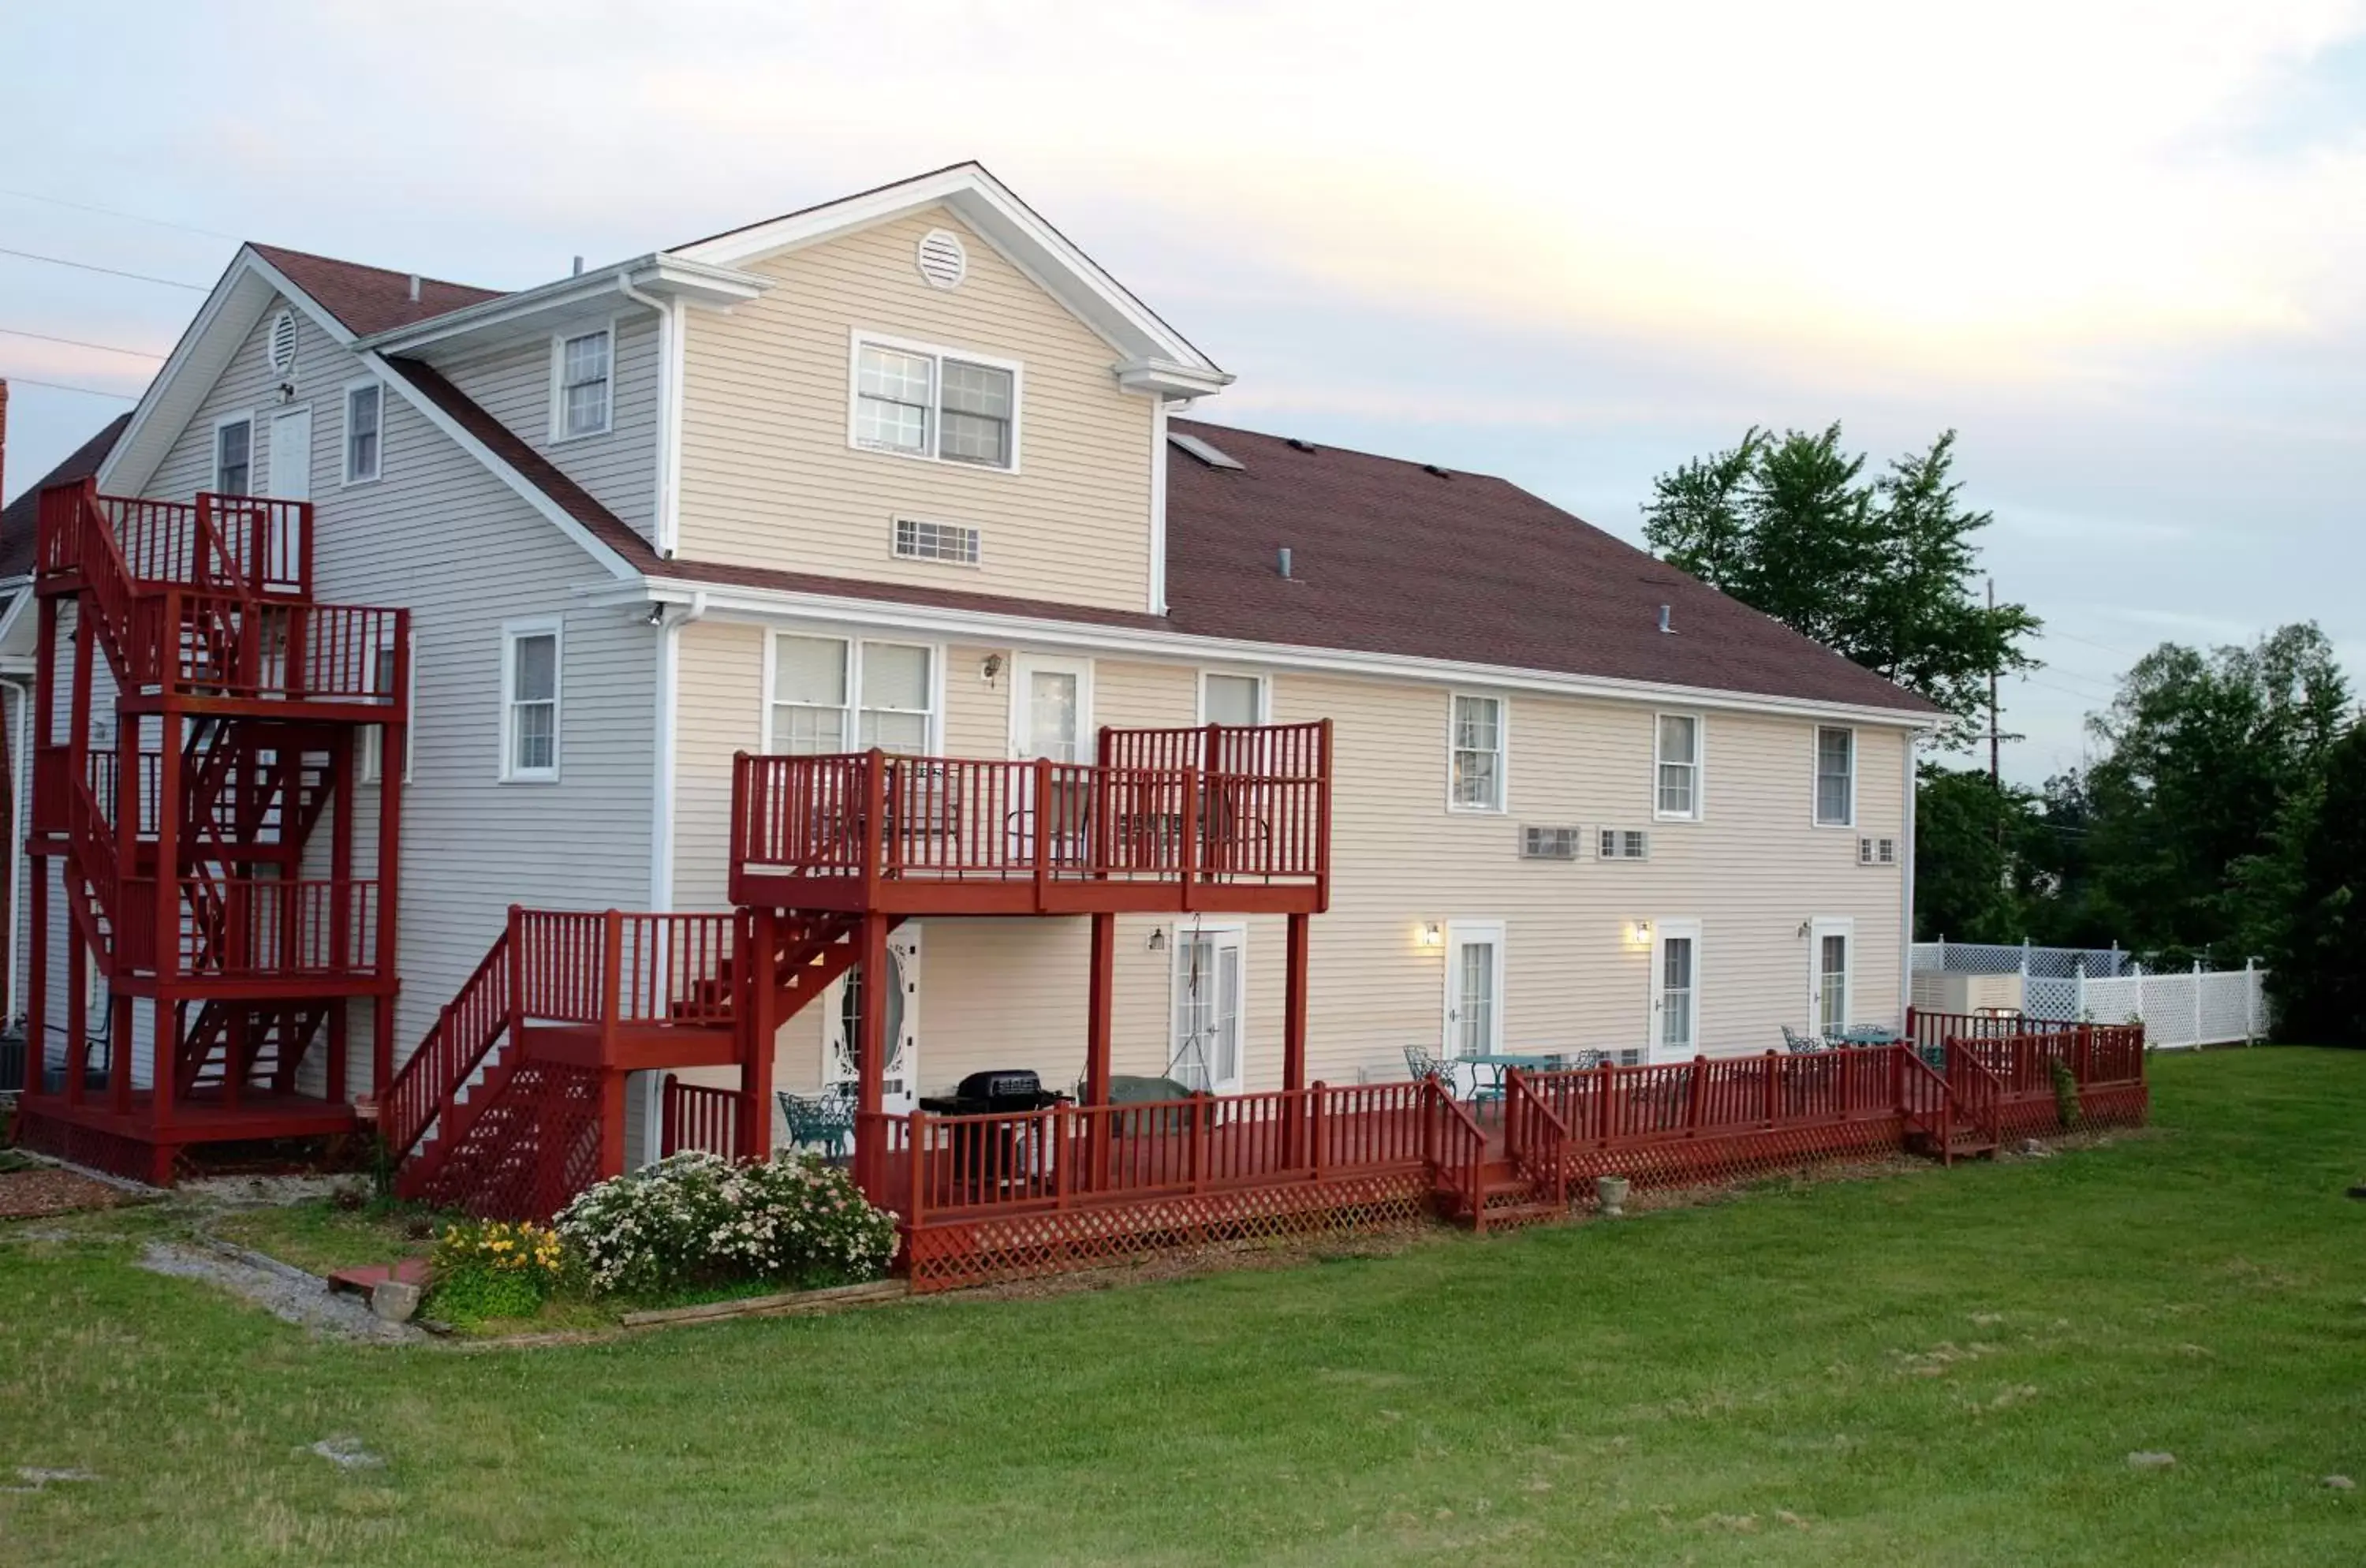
<box><xmin>1457</xmin><ymin>1052</ymin><xmax>1566</xmax><ymax>1098</ymax></box>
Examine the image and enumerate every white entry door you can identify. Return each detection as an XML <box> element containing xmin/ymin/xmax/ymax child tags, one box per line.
<box><xmin>1809</xmin><ymin>917</ymin><xmax>1853</xmax><ymax>1036</ymax></box>
<box><xmin>1170</xmin><ymin>924</ymin><xmax>1244</xmax><ymax>1094</ymax></box>
<box><xmin>1444</xmin><ymin>920</ymin><xmax>1506</xmax><ymax>1062</ymax></box>
<box><xmin>1649</xmin><ymin>918</ymin><xmax>1701</xmax><ymax>1061</ymax></box>
<box><xmin>267</xmin><ymin>406</ymin><xmax>312</xmax><ymax>501</ymax></box>
<box><xmin>823</xmin><ymin>924</ymin><xmax>921</xmax><ymax>1113</ymax></box>
<box><xmin>1010</xmin><ymin>655</ymin><xmax>1091</xmax><ymax>763</ymax></box>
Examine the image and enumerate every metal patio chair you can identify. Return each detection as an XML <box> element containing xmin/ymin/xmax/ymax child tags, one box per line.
<box><xmin>776</xmin><ymin>1090</ymin><xmax>855</xmax><ymax>1161</ymax></box>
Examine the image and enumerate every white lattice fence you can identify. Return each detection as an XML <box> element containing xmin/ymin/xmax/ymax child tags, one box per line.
<box><xmin>1915</xmin><ymin>940</ymin><xmax>2136</xmax><ymax>980</ymax></box>
<box><xmin>2074</xmin><ymin>969</ymin><xmax>2267</xmax><ymax>1048</ymax></box>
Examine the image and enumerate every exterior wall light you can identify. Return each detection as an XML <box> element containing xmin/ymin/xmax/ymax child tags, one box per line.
<box><xmin>1419</xmin><ymin>922</ymin><xmax>1443</xmax><ymax>948</ymax></box>
<box><xmin>1629</xmin><ymin>919</ymin><xmax>1654</xmax><ymax>946</ymax></box>
<box><xmin>1147</xmin><ymin>928</ymin><xmax>1166</xmax><ymax>953</ymax></box>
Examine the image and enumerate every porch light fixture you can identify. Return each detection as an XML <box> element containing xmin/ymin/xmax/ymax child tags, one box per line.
<box><xmin>1418</xmin><ymin>921</ymin><xmax>1442</xmax><ymax>948</ymax></box>
<box><xmin>980</xmin><ymin>653</ymin><xmax>1004</xmax><ymax>683</ymax></box>
<box><xmin>1147</xmin><ymin>928</ymin><xmax>1166</xmax><ymax>953</ymax></box>
<box><xmin>1629</xmin><ymin>919</ymin><xmax>1653</xmax><ymax>946</ymax></box>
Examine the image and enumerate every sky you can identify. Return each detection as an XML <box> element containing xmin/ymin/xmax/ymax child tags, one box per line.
<box><xmin>4</xmin><ymin>0</ymin><xmax>2362</xmax><ymax>783</ymax></box>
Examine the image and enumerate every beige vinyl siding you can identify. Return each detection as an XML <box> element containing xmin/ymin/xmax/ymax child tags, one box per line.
<box><xmin>664</xmin><ymin>629</ymin><xmax>1913</xmax><ymax>1108</ymax></box>
<box><xmin>677</xmin><ymin>207</ymin><xmax>1157</xmax><ymax>614</ymax></box>
<box><xmin>437</xmin><ymin>311</ymin><xmax>661</xmax><ymax>544</ymax></box>
<box><xmin>48</xmin><ymin>295</ymin><xmax>659</xmax><ymax>1099</ymax></box>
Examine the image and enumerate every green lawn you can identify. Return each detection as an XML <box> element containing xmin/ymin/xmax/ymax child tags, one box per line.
<box><xmin>3</xmin><ymin>1049</ymin><xmax>2361</xmax><ymax>1566</ymax></box>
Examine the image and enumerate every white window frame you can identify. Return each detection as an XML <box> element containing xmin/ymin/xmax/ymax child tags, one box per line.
<box><xmin>211</xmin><ymin>412</ymin><xmax>255</xmax><ymax>495</ymax></box>
<box><xmin>1653</xmin><ymin>711</ymin><xmax>1705</xmax><ymax>823</ymax></box>
<box><xmin>548</xmin><ymin>319</ymin><xmax>616</xmax><ymax>442</ymax></box>
<box><xmin>1168</xmin><ymin>920</ymin><xmax>1248</xmax><ymax>1096</ymax></box>
<box><xmin>890</xmin><ymin>516</ymin><xmax>983</xmax><ymax>568</ymax></box>
<box><xmin>498</xmin><ymin>617</ymin><xmax>563</xmax><ymax>783</ymax></box>
<box><xmin>341</xmin><ymin>376</ymin><xmax>384</xmax><ymax>487</ymax></box>
<box><xmin>845</xmin><ymin>329</ymin><xmax>1024</xmax><ymax>475</ymax></box>
<box><xmin>1809</xmin><ymin>916</ymin><xmax>1854</xmax><ymax>1034</ymax></box>
<box><xmin>1197</xmin><ymin>670</ymin><xmax>1270</xmax><ymax>727</ymax></box>
<box><xmin>1446</xmin><ymin>692</ymin><xmax>1508</xmax><ymax>815</ymax></box>
<box><xmin>1648</xmin><ymin>917</ymin><xmax>1704</xmax><ymax>1062</ymax></box>
<box><xmin>1812</xmin><ymin>725</ymin><xmax>1857</xmax><ymax>828</ymax></box>
<box><xmin>360</xmin><ymin>628</ymin><xmax>416</xmax><ymax>786</ymax></box>
<box><xmin>759</xmin><ymin>630</ymin><xmax>945</xmax><ymax>756</ymax></box>
<box><xmin>1442</xmin><ymin>918</ymin><xmax>1507</xmax><ymax>1062</ymax></box>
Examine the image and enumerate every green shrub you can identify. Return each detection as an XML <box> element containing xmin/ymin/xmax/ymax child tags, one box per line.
<box><xmin>424</xmin><ymin>1219</ymin><xmax>565</xmax><ymax>1325</ymax></box>
<box><xmin>2050</xmin><ymin>1058</ymin><xmax>2081</xmax><ymax>1129</ymax></box>
<box><xmin>555</xmin><ymin>1150</ymin><xmax>898</xmax><ymax>1297</ymax></box>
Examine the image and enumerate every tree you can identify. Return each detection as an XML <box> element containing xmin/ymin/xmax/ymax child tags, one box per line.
<box><xmin>1913</xmin><ymin>765</ymin><xmax>2039</xmax><ymax>941</ymax></box>
<box><xmin>2272</xmin><ymin>722</ymin><xmax>2366</xmax><ymax>1043</ymax></box>
<box><xmin>1643</xmin><ymin>424</ymin><xmax>2037</xmax><ymax>745</ymax></box>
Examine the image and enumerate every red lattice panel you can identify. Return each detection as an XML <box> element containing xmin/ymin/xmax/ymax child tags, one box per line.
<box><xmin>11</xmin><ymin>1107</ymin><xmax>167</xmax><ymax>1185</ymax></box>
<box><xmin>413</xmin><ymin>1061</ymin><xmax>605</xmax><ymax>1222</ymax></box>
<box><xmin>2077</xmin><ymin>1083</ymin><xmax>2149</xmax><ymax>1129</ymax></box>
<box><xmin>1562</xmin><ymin>1114</ymin><xmax>1909</xmax><ymax>1193</ymax></box>
<box><xmin>903</xmin><ymin>1170</ymin><xmax>1430</xmax><ymax>1293</ymax></box>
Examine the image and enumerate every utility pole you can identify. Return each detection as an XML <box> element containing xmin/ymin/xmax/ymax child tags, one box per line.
<box><xmin>1987</xmin><ymin>577</ymin><xmax>2002</xmax><ymax>792</ymax></box>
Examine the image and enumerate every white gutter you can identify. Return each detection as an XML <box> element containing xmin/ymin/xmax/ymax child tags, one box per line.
<box><xmin>1147</xmin><ymin>400</ymin><xmax>1169</xmax><ymax>615</ymax></box>
<box><xmin>584</xmin><ymin>574</ymin><xmax>1943</xmax><ymax>731</ymax></box>
<box><xmin>614</xmin><ymin>274</ymin><xmax>681</xmax><ymax>558</ymax></box>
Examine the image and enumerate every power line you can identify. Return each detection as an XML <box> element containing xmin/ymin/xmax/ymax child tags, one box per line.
<box><xmin>0</xmin><ymin>374</ymin><xmax>140</xmax><ymax>400</ymax></box>
<box><xmin>0</xmin><ymin>185</ymin><xmax>244</xmax><ymax>244</ymax></box>
<box><xmin>0</xmin><ymin>325</ymin><xmax>166</xmax><ymax>360</ymax></box>
<box><xmin>0</xmin><ymin>246</ymin><xmax>208</xmax><ymax>291</ymax></box>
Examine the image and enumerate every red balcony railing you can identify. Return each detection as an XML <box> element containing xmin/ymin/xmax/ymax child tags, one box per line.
<box><xmin>43</xmin><ymin>487</ymin><xmax>310</xmax><ymax>599</ymax></box>
<box><xmin>513</xmin><ymin>909</ymin><xmax>741</xmax><ymax>1029</ymax></box>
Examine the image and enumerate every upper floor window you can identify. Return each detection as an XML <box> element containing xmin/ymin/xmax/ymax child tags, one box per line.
<box><xmin>554</xmin><ymin>327</ymin><xmax>613</xmax><ymax>440</ymax></box>
<box><xmin>500</xmin><ymin>618</ymin><xmax>561</xmax><ymax>782</ymax></box>
<box><xmin>1815</xmin><ymin>726</ymin><xmax>1855</xmax><ymax>827</ymax></box>
<box><xmin>343</xmin><ymin>381</ymin><xmax>383</xmax><ymax>484</ymax></box>
<box><xmin>1201</xmin><ymin>672</ymin><xmax>1266</xmax><ymax>726</ymax></box>
<box><xmin>767</xmin><ymin>633</ymin><xmax>936</xmax><ymax>756</ymax></box>
<box><xmin>1655</xmin><ymin>714</ymin><xmax>1702</xmax><ymax>820</ymax></box>
<box><xmin>850</xmin><ymin>336</ymin><xmax>1019</xmax><ymax>471</ymax></box>
<box><xmin>215</xmin><ymin>416</ymin><xmax>252</xmax><ymax>495</ymax></box>
<box><xmin>1450</xmin><ymin>693</ymin><xmax>1505</xmax><ymax>812</ymax></box>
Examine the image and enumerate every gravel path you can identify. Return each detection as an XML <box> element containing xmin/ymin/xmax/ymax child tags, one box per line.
<box><xmin>135</xmin><ymin>1240</ymin><xmax>426</xmax><ymax>1345</ymax></box>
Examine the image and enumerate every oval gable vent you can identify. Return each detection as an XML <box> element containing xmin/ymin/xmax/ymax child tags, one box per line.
<box><xmin>264</xmin><ymin>308</ymin><xmax>299</xmax><ymax>375</ymax></box>
<box><xmin>916</xmin><ymin>228</ymin><xmax>968</xmax><ymax>290</ymax></box>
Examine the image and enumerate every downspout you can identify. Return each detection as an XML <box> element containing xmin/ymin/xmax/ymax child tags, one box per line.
<box><xmin>1</xmin><ymin>676</ymin><xmax>28</xmax><ymax>1024</ymax></box>
<box><xmin>1899</xmin><ymin>727</ymin><xmax>1919</xmax><ymax>1028</ymax></box>
<box><xmin>615</xmin><ymin>273</ymin><xmax>681</xmax><ymax>559</ymax></box>
<box><xmin>1147</xmin><ymin>398</ymin><xmax>1170</xmax><ymax>615</ymax></box>
<box><xmin>638</xmin><ymin>590</ymin><xmax>703</xmax><ymax>1167</ymax></box>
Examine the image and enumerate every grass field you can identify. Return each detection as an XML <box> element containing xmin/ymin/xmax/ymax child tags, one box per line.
<box><xmin>2</xmin><ymin>1047</ymin><xmax>2361</xmax><ymax>1566</ymax></box>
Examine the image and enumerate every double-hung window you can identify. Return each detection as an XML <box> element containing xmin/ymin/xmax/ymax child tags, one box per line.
<box><xmin>554</xmin><ymin>327</ymin><xmax>613</xmax><ymax>439</ymax></box>
<box><xmin>215</xmin><ymin>417</ymin><xmax>252</xmax><ymax>495</ymax></box>
<box><xmin>767</xmin><ymin>634</ymin><xmax>936</xmax><ymax>756</ymax></box>
<box><xmin>852</xmin><ymin>338</ymin><xmax>1017</xmax><ymax>470</ymax></box>
<box><xmin>1450</xmin><ymin>694</ymin><xmax>1506</xmax><ymax>812</ymax></box>
<box><xmin>1815</xmin><ymin>726</ymin><xmax>1855</xmax><ymax>827</ymax></box>
<box><xmin>500</xmin><ymin>620</ymin><xmax>561</xmax><ymax>782</ymax></box>
<box><xmin>343</xmin><ymin>382</ymin><xmax>383</xmax><ymax>484</ymax></box>
<box><xmin>1655</xmin><ymin>714</ymin><xmax>1702</xmax><ymax>819</ymax></box>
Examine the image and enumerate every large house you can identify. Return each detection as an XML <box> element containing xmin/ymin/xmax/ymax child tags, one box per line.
<box><xmin>6</xmin><ymin>163</ymin><xmax>2002</xmax><ymax>1276</ymax></box>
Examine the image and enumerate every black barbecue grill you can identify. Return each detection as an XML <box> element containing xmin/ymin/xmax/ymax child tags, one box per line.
<box><xmin>919</xmin><ymin>1070</ymin><xmax>1069</xmax><ymax>1197</ymax></box>
<box><xmin>920</xmin><ymin>1069</ymin><xmax>1066</xmax><ymax>1118</ymax></box>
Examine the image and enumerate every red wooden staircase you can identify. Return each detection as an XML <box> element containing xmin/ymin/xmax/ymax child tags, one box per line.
<box><xmin>12</xmin><ymin>480</ymin><xmax>407</xmax><ymax>1184</ymax></box>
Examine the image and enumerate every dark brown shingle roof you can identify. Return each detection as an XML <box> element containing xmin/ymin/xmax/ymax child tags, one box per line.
<box><xmin>248</xmin><ymin>245</ymin><xmax>503</xmax><ymax>338</ymax></box>
<box><xmin>1161</xmin><ymin>419</ymin><xmax>1934</xmax><ymax>713</ymax></box>
<box><xmin>0</xmin><ymin>413</ymin><xmax>131</xmax><ymax>580</ymax></box>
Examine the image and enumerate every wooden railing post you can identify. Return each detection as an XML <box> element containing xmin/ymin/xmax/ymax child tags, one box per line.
<box><xmin>863</xmin><ymin>749</ymin><xmax>887</xmax><ymax>910</ymax></box>
<box><xmin>1189</xmin><ymin>1095</ymin><xmax>1207</xmax><ymax>1194</ymax></box>
<box><xmin>659</xmin><ymin>1073</ymin><xmax>679</xmax><ymax>1158</ymax></box>
<box><xmin>1030</xmin><ymin>756</ymin><xmax>1051</xmax><ymax>911</ymax></box>
<box><xmin>1309</xmin><ymin>1083</ymin><xmax>1328</xmax><ymax>1182</ymax></box>
<box><xmin>600</xmin><ymin>910</ymin><xmax>625</xmax><ymax>1060</ymax></box>
<box><xmin>1686</xmin><ymin>1054</ymin><xmax>1707</xmax><ymax>1137</ymax></box>
<box><xmin>506</xmin><ymin>905</ymin><xmax>525</xmax><ymax>1039</ymax></box>
<box><xmin>1179</xmin><ymin>763</ymin><xmax>1201</xmax><ymax>911</ymax></box>
<box><xmin>1051</xmin><ymin>1103</ymin><xmax>1071</xmax><ymax>1209</ymax></box>
<box><xmin>906</xmin><ymin>1111</ymin><xmax>929</xmax><ymax>1229</ymax></box>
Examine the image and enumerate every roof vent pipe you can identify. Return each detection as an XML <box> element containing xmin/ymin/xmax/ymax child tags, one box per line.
<box><xmin>572</xmin><ymin>255</ymin><xmax>585</xmax><ymax>277</ymax></box>
<box><xmin>1278</xmin><ymin>547</ymin><xmax>1293</xmax><ymax>581</ymax></box>
<box><xmin>1659</xmin><ymin>603</ymin><xmax>1676</xmax><ymax>634</ymax></box>
<box><xmin>406</xmin><ymin>274</ymin><xmax>421</xmax><ymax>303</ymax></box>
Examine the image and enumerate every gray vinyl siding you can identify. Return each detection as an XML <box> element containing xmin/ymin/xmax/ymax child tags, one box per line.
<box><xmin>36</xmin><ymin>294</ymin><xmax>660</xmax><ymax>1097</ymax></box>
<box><xmin>438</xmin><ymin>310</ymin><xmax>662</xmax><ymax>546</ymax></box>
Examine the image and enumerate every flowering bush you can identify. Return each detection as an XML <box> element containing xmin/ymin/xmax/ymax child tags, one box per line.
<box><xmin>554</xmin><ymin>1150</ymin><xmax>898</xmax><ymax>1297</ymax></box>
<box><xmin>425</xmin><ymin>1219</ymin><xmax>565</xmax><ymax>1323</ymax></box>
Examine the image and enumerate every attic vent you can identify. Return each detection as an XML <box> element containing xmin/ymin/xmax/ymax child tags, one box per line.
<box><xmin>263</xmin><ymin>308</ymin><xmax>298</xmax><ymax>375</ymax></box>
<box><xmin>1168</xmin><ymin>431</ymin><xmax>1245</xmax><ymax>470</ymax></box>
<box><xmin>1521</xmin><ymin>825</ymin><xmax>1581</xmax><ymax>861</ymax></box>
<box><xmin>1421</xmin><ymin>463</ymin><xmax>1451</xmax><ymax>479</ymax></box>
<box><xmin>1286</xmin><ymin>438</ymin><xmax>1317</xmax><ymax>454</ymax></box>
<box><xmin>1598</xmin><ymin>828</ymin><xmax>1650</xmax><ymax>861</ymax></box>
<box><xmin>915</xmin><ymin>229</ymin><xmax>968</xmax><ymax>290</ymax></box>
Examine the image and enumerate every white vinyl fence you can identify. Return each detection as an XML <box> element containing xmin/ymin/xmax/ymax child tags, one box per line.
<box><xmin>1913</xmin><ymin>940</ymin><xmax>2269</xmax><ymax>1049</ymax></box>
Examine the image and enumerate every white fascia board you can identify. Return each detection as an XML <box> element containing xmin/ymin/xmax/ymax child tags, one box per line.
<box><xmin>1116</xmin><ymin>359</ymin><xmax>1236</xmax><ymax>398</ymax></box>
<box><xmin>586</xmin><ymin>574</ymin><xmax>1939</xmax><ymax>730</ymax></box>
<box><xmin>96</xmin><ymin>252</ymin><xmax>276</xmax><ymax>497</ymax></box>
<box><xmin>669</xmin><ymin>163</ymin><xmax>1223</xmax><ymax>379</ymax></box>
<box><xmin>356</xmin><ymin>256</ymin><xmax>768</xmax><ymax>359</ymax></box>
<box><xmin>0</xmin><ymin>581</ymin><xmax>33</xmax><ymax>659</ymax></box>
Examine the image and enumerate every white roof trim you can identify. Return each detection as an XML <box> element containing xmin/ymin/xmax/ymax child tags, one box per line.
<box><xmin>670</xmin><ymin>163</ymin><xmax>1228</xmax><ymax>382</ymax></box>
<box><xmin>356</xmin><ymin>256</ymin><xmax>767</xmax><ymax>357</ymax></box>
<box><xmin>584</xmin><ymin>573</ymin><xmax>1936</xmax><ymax>730</ymax></box>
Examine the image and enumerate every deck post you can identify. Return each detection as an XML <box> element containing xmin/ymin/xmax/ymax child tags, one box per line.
<box><xmin>152</xmin><ymin>704</ymin><xmax>183</xmax><ymax>1132</ymax></box>
<box><xmin>853</xmin><ymin>910</ymin><xmax>890</xmax><ymax>1194</ymax></box>
<box><xmin>371</xmin><ymin>619</ymin><xmax>408</xmax><ymax>1098</ymax></box>
<box><xmin>599</xmin><ymin>1066</ymin><xmax>629</xmax><ymax>1181</ymax></box>
<box><xmin>1309</xmin><ymin>1082</ymin><xmax>1327</xmax><ymax>1181</ymax></box>
<box><xmin>65</xmin><ymin>923</ymin><xmax>86</xmax><ymax>1105</ymax></box>
<box><xmin>1282</xmin><ymin>910</ymin><xmax>1310</xmax><ymax>1165</ymax></box>
<box><xmin>741</xmin><ymin>907</ymin><xmax>776</xmax><ymax>1160</ymax></box>
<box><xmin>1763</xmin><ymin>1050</ymin><xmax>1780</xmax><ymax>1126</ymax></box>
<box><xmin>1685</xmin><ymin>1055</ymin><xmax>1707</xmax><ymax>1137</ymax></box>
<box><xmin>1084</xmin><ymin>910</ymin><xmax>1114</xmax><ymax>1192</ymax></box>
